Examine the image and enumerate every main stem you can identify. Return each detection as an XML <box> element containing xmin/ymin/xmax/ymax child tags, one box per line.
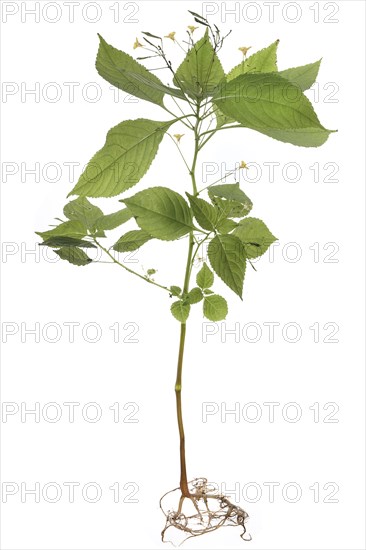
<box><xmin>175</xmin><ymin>102</ymin><xmax>201</xmax><ymax>498</ymax></box>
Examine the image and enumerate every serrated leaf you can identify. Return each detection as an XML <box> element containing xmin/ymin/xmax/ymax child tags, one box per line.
<box><xmin>233</xmin><ymin>217</ymin><xmax>277</xmax><ymax>259</ymax></box>
<box><xmin>203</xmin><ymin>288</ymin><xmax>214</xmax><ymax>295</ymax></box>
<box><xmin>63</xmin><ymin>197</ymin><xmax>104</xmax><ymax>233</ymax></box>
<box><xmin>279</xmin><ymin>59</ymin><xmax>321</xmax><ymax>92</ymax></box>
<box><xmin>112</xmin><ymin>230</ymin><xmax>152</xmax><ymax>252</ymax></box>
<box><xmin>227</xmin><ymin>40</ymin><xmax>279</xmax><ymax>81</ymax></box>
<box><xmin>208</xmin><ymin>234</ymin><xmax>246</xmax><ymax>298</ymax></box>
<box><xmin>122</xmin><ymin>186</ymin><xmax>194</xmax><ymax>240</ymax></box>
<box><xmin>174</xmin><ymin>28</ymin><xmax>225</xmax><ymax>99</ymax></box>
<box><xmin>171</xmin><ymin>301</ymin><xmax>190</xmax><ymax>323</ymax></box>
<box><xmin>203</xmin><ymin>294</ymin><xmax>228</xmax><ymax>321</ymax></box>
<box><xmin>36</xmin><ymin>220</ymin><xmax>86</xmax><ymax>241</ymax></box>
<box><xmin>68</xmin><ymin>118</ymin><xmax>174</xmax><ymax>198</ymax></box>
<box><xmin>216</xmin><ymin>40</ymin><xmax>280</xmax><ymax>128</ymax></box>
<box><xmin>170</xmin><ymin>286</ymin><xmax>182</xmax><ymax>297</ymax></box>
<box><xmin>39</xmin><ymin>237</ymin><xmax>97</xmax><ymax>248</ymax></box>
<box><xmin>213</xmin><ymin>73</ymin><xmax>334</xmax><ymax>147</ymax></box>
<box><xmin>196</xmin><ymin>262</ymin><xmax>214</xmax><ymax>289</ymax></box>
<box><xmin>55</xmin><ymin>247</ymin><xmax>92</xmax><ymax>266</ymax></box>
<box><xmin>187</xmin><ymin>287</ymin><xmax>203</xmax><ymax>304</ymax></box>
<box><xmin>217</xmin><ymin>218</ymin><xmax>238</xmax><ymax>234</ymax></box>
<box><xmin>96</xmin><ymin>34</ymin><xmax>166</xmax><ymax>106</ymax></box>
<box><xmin>94</xmin><ymin>208</ymin><xmax>133</xmax><ymax>231</ymax></box>
<box><xmin>186</xmin><ymin>193</ymin><xmax>217</xmax><ymax>231</ymax></box>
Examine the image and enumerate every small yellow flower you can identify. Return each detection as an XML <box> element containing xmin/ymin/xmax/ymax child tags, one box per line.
<box><xmin>164</xmin><ymin>31</ymin><xmax>176</xmax><ymax>41</ymax></box>
<box><xmin>173</xmin><ymin>134</ymin><xmax>185</xmax><ymax>143</ymax></box>
<box><xmin>238</xmin><ymin>46</ymin><xmax>251</xmax><ymax>56</ymax></box>
<box><xmin>133</xmin><ymin>37</ymin><xmax>143</xmax><ymax>49</ymax></box>
<box><xmin>239</xmin><ymin>160</ymin><xmax>248</xmax><ymax>169</ymax></box>
<box><xmin>188</xmin><ymin>25</ymin><xmax>199</xmax><ymax>34</ymax></box>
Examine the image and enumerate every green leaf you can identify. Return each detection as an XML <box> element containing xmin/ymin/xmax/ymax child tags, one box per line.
<box><xmin>171</xmin><ymin>301</ymin><xmax>190</xmax><ymax>323</ymax></box>
<box><xmin>96</xmin><ymin>34</ymin><xmax>166</xmax><ymax>106</ymax></box>
<box><xmin>217</xmin><ymin>218</ymin><xmax>238</xmax><ymax>234</ymax></box>
<box><xmin>196</xmin><ymin>262</ymin><xmax>214</xmax><ymax>289</ymax></box>
<box><xmin>203</xmin><ymin>288</ymin><xmax>214</xmax><ymax>295</ymax></box>
<box><xmin>216</xmin><ymin>40</ymin><xmax>280</xmax><ymax>128</ymax></box>
<box><xmin>122</xmin><ymin>186</ymin><xmax>194</xmax><ymax>240</ymax></box>
<box><xmin>227</xmin><ymin>40</ymin><xmax>280</xmax><ymax>81</ymax></box>
<box><xmin>36</xmin><ymin>220</ymin><xmax>86</xmax><ymax>241</ymax></box>
<box><xmin>213</xmin><ymin>73</ymin><xmax>334</xmax><ymax>147</ymax></box>
<box><xmin>170</xmin><ymin>286</ymin><xmax>182</xmax><ymax>297</ymax></box>
<box><xmin>94</xmin><ymin>208</ymin><xmax>133</xmax><ymax>231</ymax></box>
<box><xmin>174</xmin><ymin>28</ymin><xmax>225</xmax><ymax>98</ymax></box>
<box><xmin>186</xmin><ymin>193</ymin><xmax>217</xmax><ymax>231</ymax></box>
<box><xmin>187</xmin><ymin>287</ymin><xmax>203</xmax><ymax>304</ymax></box>
<box><xmin>39</xmin><ymin>237</ymin><xmax>97</xmax><ymax>248</ymax></box>
<box><xmin>112</xmin><ymin>229</ymin><xmax>152</xmax><ymax>252</ymax></box>
<box><xmin>214</xmin><ymin>104</ymin><xmax>234</xmax><ymax>129</ymax></box>
<box><xmin>279</xmin><ymin>59</ymin><xmax>321</xmax><ymax>92</ymax></box>
<box><xmin>210</xmin><ymin>196</ymin><xmax>251</xmax><ymax>220</ymax></box>
<box><xmin>55</xmin><ymin>247</ymin><xmax>92</xmax><ymax>266</ymax></box>
<box><xmin>203</xmin><ymin>294</ymin><xmax>228</xmax><ymax>321</ymax></box>
<box><xmin>122</xmin><ymin>70</ymin><xmax>187</xmax><ymax>101</ymax></box>
<box><xmin>63</xmin><ymin>197</ymin><xmax>104</xmax><ymax>233</ymax></box>
<box><xmin>68</xmin><ymin>118</ymin><xmax>174</xmax><ymax>198</ymax></box>
<box><xmin>208</xmin><ymin>183</ymin><xmax>253</xmax><ymax>216</ymax></box>
<box><xmin>208</xmin><ymin>234</ymin><xmax>246</xmax><ymax>298</ymax></box>
<box><xmin>233</xmin><ymin>217</ymin><xmax>277</xmax><ymax>259</ymax></box>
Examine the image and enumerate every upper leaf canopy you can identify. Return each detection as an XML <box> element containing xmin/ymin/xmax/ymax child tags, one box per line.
<box><xmin>96</xmin><ymin>34</ymin><xmax>167</xmax><ymax>106</ymax></box>
<box><xmin>174</xmin><ymin>28</ymin><xmax>225</xmax><ymax>99</ymax></box>
<box><xmin>213</xmin><ymin>72</ymin><xmax>334</xmax><ymax>147</ymax></box>
<box><xmin>227</xmin><ymin>40</ymin><xmax>280</xmax><ymax>81</ymax></box>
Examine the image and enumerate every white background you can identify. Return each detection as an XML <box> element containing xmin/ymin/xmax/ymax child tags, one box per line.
<box><xmin>1</xmin><ymin>1</ymin><xmax>365</xmax><ymax>549</ymax></box>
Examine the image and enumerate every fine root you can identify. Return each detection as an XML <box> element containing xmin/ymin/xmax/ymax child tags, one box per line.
<box><xmin>160</xmin><ymin>477</ymin><xmax>251</xmax><ymax>545</ymax></box>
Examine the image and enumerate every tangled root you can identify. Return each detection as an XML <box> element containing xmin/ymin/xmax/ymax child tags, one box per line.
<box><xmin>160</xmin><ymin>477</ymin><xmax>251</xmax><ymax>545</ymax></box>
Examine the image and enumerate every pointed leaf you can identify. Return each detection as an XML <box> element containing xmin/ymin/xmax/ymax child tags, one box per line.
<box><xmin>196</xmin><ymin>262</ymin><xmax>214</xmax><ymax>289</ymax></box>
<box><xmin>96</xmin><ymin>34</ymin><xmax>165</xmax><ymax>106</ymax></box>
<box><xmin>203</xmin><ymin>294</ymin><xmax>228</xmax><ymax>321</ymax></box>
<box><xmin>171</xmin><ymin>301</ymin><xmax>190</xmax><ymax>323</ymax></box>
<box><xmin>186</xmin><ymin>193</ymin><xmax>217</xmax><ymax>231</ymax></box>
<box><xmin>213</xmin><ymin>73</ymin><xmax>334</xmax><ymax>147</ymax></box>
<box><xmin>208</xmin><ymin>234</ymin><xmax>246</xmax><ymax>298</ymax></box>
<box><xmin>36</xmin><ymin>220</ymin><xmax>86</xmax><ymax>241</ymax></box>
<box><xmin>227</xmin><ymin>40</ymin><xmax>279</xmax><ymax>81</ymax></box>
<box><xmin>55</xmin><ymin>247</ymin><xmax>92</xmax><ymax>266</ymax></box>
<box><xmin>216</xmin><ymin>40</ymin><xmax>280</xmax><ymax>128</ymax></box>
<box><xmin>94</xmin><ymin>208</ymin><xmax>133</xmax><ymax>231</ymax></box>
<box><xmin>69</xmin><ymin>118</ymin><xmax>174</xmax><ymax>198</ymax></box>
<box><xmin>112</xmin><ymin>229</ymin><xmax>152</xmax><ymax>252</ymax></box>
<box><xmin>39</xmin><ymin>237</ymin><xmax>96</xmax><ymax>248</ymax></box>
<box><xmin>279</xmin><ymin>59</ymin><xmax>321</xmax><ymax>92</ymax></box>
<box><xmin>233</xmin><ymin>217</ymin><xmax>277</xmax><ymax>259</ymax></box>
<box><xmin>123</xmin><ymin>186</ymin><xmax>194</xmax><ymax>241</ymax></box>
<box><xmin>174</xmin><ymin>28</ymin><xmax>225</xmax><ymax>98</ymax></box>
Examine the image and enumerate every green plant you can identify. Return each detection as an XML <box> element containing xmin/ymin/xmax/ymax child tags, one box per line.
<box><xmin>36</xmin><ymin>10</ymin><xmax>335</xmax><ymax>543</ymax></box>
